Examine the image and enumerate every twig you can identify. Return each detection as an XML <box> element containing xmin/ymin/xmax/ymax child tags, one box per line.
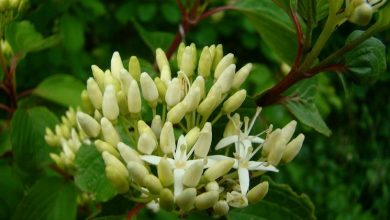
<box><xmin>126</xmin><ymin>203</ymin><xmax>145</xmax><ymax>220</ymax></box>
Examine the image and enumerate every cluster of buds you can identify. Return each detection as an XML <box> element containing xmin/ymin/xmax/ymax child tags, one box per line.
<box><xmin>345</xmin><ymin>0</ymin><xmax>387</xmax><ymax>25</ymax></box>
<box><xmin>45</xmin><ymin>43</ymin><xmax>304</xmax><ymax>216</ymax></box>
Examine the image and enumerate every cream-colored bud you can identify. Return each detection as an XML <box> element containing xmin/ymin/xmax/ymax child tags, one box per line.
<box><xmin>282</xmin><ymin>133</ymin><xmax>304</xmax><ymax>163</ymax></box>
<box><xmin>349</xmin><ymin>3</ymin><xmax>373</xmax><ymax>26</ymax></box>
<box><xmin>197</xmin><ymin>96</ymin><xmax>218</xmax><ymax>117</ymax></box>
<box><xmin>151</xmin><ymin>115</ymin><xmax>162</xmax><ymax>137</ymax></box>
<box><xmin>195</xmin><ymin>191</ymin><xmax>219</xmax><ymax>210</ymax></box>
<box><xmin>77</xmin><ymin>112</ymin><xmax>100</xmax><ymax>137</ymax></box>
<box><xmin>116</xmin><ymin>91</ymin><xmax>129</xmax><ymax>115</ymax></box>
<box><xmin>165</xmin><ymin>78</ymin><xmax>183</xmax><ymax>107</ymax></box>
<box><xmin>81</xmin><ymin>90</ymin><xmax>94</xmax><ymax>115</ymax></box>
<box><xmin>137</xmin><ymin>133</ymin><xmax>157</xmax><ymax>155</ymax></box>
<box><xmin>157</xmin><ymin>157</ymin><xmax>174</xmax><ymax>187</ymax></box>
<box><xmin>211</xmin><ymin>44</ymin><xmax>223</xmax><ymax>71</ymax></box>
<box><xmin>159</xmin><ymin>188</ymin><xmax>174</xmax><ymax>211</ymax></box>
<box><xmin>176</xmin><ymin>42</ymin><xmax>185</xmax><ymax>67</ymax></box>
<box><xmin>160</xmin><ymin>65</ymin><xmax>171</xmax><ymax>86</ymax></box>
<box><xmin>101</xmin><ymin>117</ymin><xmax>120</xmax><ymax>146</ymax></box>
<box><xmin>185</xmin><ymin>127</ymin><xmax>200</xmax><ymax>149</ymax></box>
<box><xmin>213</xmin><ymin>200</ymin><xmax>229</xmax><ymax>216</ymax></box>
<box><xmin>127</xmin><ymin>161</ymin><xmax>149</xmax><ymax>185</ymax></box>
<box><xmin>111</xmin><ymin>52</ymin><xmax>124</xmax><ymax>80</ymax></box>
<box><xmin>127</xmin><ymin>80</ymin><xmax>142</xmax><ymax>114</ymax></box>
<box><xmin>247</xmin><ymin>181</ymin><xmax>269</xmax><ymax>203</ymax></box>
<box><xmin>191</xmin><ymin>76</ymin><xmax>205</xmax><ymax>98</ymax></box>
<box><xmin>206</xmin><ymin>181</ymin><xmax>219</xmax><ymax>192</ymax></box>
<box><xmin>223</xmin><ymin>113</ymin><xmax>240</xmax><ymax>137</ymax></box>
<box><xmin>160</xmin><ymin>121</ymin><xmax>175</xmax><ymax>154</ymax></box>
<box><xmin>119</xmin><ymin>69</ymin><xmax>134</xmax><ymax>93</ymax></box>
<box><xmin>95</xmin><ymin>140</ymin><xmax>120</xmax><ymax>158</ymax></box>
<box><xmin>154</xmin><ymin>77</ymin><xmax>167</xmax><ymax>101</ymax></box>
<box><xmin>140</xmin><ymin>72</ymin><xmax>159</xmax><ymax>107</ymax></box>
<box><xmin>222</xmin><ymin>89</ymin><xmax>246</xmax><ymax>114</ymax></box>
<box><xmin>176</xmin><ymin>188</ymin><xmax>196</xmax><ymax>211</ymax></box>
<box><xmin>267</xmin><ymin>138</ymin><xmax>285</xmax><ymax>166</ymax></box>
<box><xmin>262</xmin><ymin>129</ymin><xmax>281</xmax><ymax>156</ymax></box>
<box><xmin>232</xmin><ymin>63</ymin><xmax>252</xmax><ymax>89</ymax></box>
<box><xmin>281</xmin><ymin>120</ymin><xmax>297</xmax><ymax>144</ymax></box>
<box><xmin>105</xmin><ymin>165</ymin><xmax>129</xmax><ymax>193</ymax></box>
<box><xmin>102</xmin><ymin>85</ymin><xmax>119</xmax><ymax>121</ymax></box>
<box><xmin>117</xmin><ymin>142</ymin><xmax>143</xmax><ymax>164</ymax></box>
<box><xmin>91</xmin><ymin>65</ymin><xmax>105</xmax><ymax>90</ymax></box>
<box><xmin>183</xmin><ymin>161</ymin><xmax>204</xmax><ymax>187</ymax></box>
<box><xmin>167</xmin><ymin>102</ymin><xmax>186</xmax><ymax>124</ymax></box>
<box><xmin>156</xmin><ymin>48</ymin><xmax>170</xmax><ymax>71</ymax></box>
<box><xmin>87</xmin><ymin>77</ymin><xmax>103</xmax><ymax>109</ymax></box>
<box><xmin>102</xmin><ymin>151</ymin><xmax>128</xmax><ymax>178</ymax></box>
<box><xmin>204</xmin><ymin>159</ymin><xmax>235</xmax><ymax>181</ymax></box>
<box><xmin>215</xmin><ymin>64</ymin><xmax>236</xmax><ymax>94</ymax></box>
<box><xmin>214</xmin><ymin>53</ymin><xmax>234</xmax><ymax>79</ymax></box>
<box><xmin>198</xmin><ymin>46</ymin><xmax>212</xmax><ymax>78</ymax></box>
<box><xmin>182</xmin><ymin>87</ymin><xmax>201</xmax><ymax>113</ymax></box>
<box><xmin>143</xmin><ymin>174</ymin><xmax>163</xmax><ymax>194</ymax></box>
<box><xmin>193</xmin><ymin>122</ymin><xmax>212</xmax><ymax>158</ymax></box>
<box><xmin>104</xmin><ymin>70</ymin><xmax>121</xmax><ymax>91</ymax></box>
<box><xmin>128</xmin><ymin>56</ymin><xmax>141</xmax><ymax>81</ymax></box>
<box><xmin>180</xmin><ymin>46</ymin><xmax>195</xmax><ymax>77</ymax></box>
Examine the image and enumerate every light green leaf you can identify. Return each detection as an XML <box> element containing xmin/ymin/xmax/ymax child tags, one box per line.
<box><xmin>5</xmin><ymin>21</ymin><xmax>60</xmax><ymax>54</ymax></box>
<box><xmin>12</xmin><ymin>177</ymin><xmax>77</xmax><ymax>220</ymax></box>
<box><xmin>0</xmin><ymin>162</ymin><xmax>24</xmax><ymax>219</ymax></box>
<box><xmin>228</xmin><ymin>177</ymin><xmax>316</xmax><ymax>220</ymax></box>
<box><xmin>133</xmin><ymin>20</ymin><xmax>175</xmax><ymax>52</ymax></box>
<box><xmin>75</xmin><ymin>144</ymin><xmax>117</xmax><ymax>202</ymax></box>
<box><xmin>233</xmin><ymin>0</ymin><xmax>297</xmax><ymax>64</ymax></box>
<box><xmin>10</xmin><ymin>107</ymin><xmax>59</xmax><ymax>171</ymax></box>
<box><xmin>34</xmin><ymin>74</ymin><xmax>84</xmax><ymax>107</ymax></box>
<box><xmin>60</xmin><ymin>14</ymin><xmax>85</xmax><ymax>51</ymax></box>
<box><xmin>284</xmin><ymin>78</ymin><xmax>331</xmax><ymax>136</ymax></box>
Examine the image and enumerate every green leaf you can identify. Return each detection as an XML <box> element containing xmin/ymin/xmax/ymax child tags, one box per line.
<box><xmin>228</xmin><ymin>177</ymin><xmax>316</xmax><ymax>220</ymax></box>
<box><xmin>233</xmin><ymin>0</ymin><xmax>297</xmax><ymax>64</ymax></box>
<box><xmin>298</xmin><ymin>0</ymin><xmax>317</xmax><ymax>28</ymax></box>
<box><xmin>5</xmin><ymin>21</ymin><xmax>60</xmax><ymax>54</ymax></box>
<box><xmin>284</xmin><ymin>78</ymin><xmax>331</xmax><ymax>136</ymax></box>
<box><xmin>0</xmin><ymin>162</ymin><xmax>24</xmax><ymax>219</ymax></box>
<box><xmin>10</xmin><ymin>107</ymin><xmax>59</xmax><ymax>171</ymax></box>
<box><xmin>133</xmin><ymin>20</ymin><xmax>175</xmax><ymax>52</ymax></box>
<box><xmin>75</xmin><ymin>144</ymin><xmax>117</xmax><ymax>202</ymax></box>
<box><xmin>12</xmin><ymin>177</ymin><xmax>77</xmax><ymax>220</ymax></box>
<box><xmin>34</xmin><ymin>74</ymin><xmax>84</xmax><ymax>107</ymax></box>
<box><xmin>344</xmin><ymin>31</ymin><xmax>386</xmax><ymax>85</ymax></box>
<box><xmin>60</xmin><ymin>14</ymin><xmax>85</xmax><ymax>51</ymax></box>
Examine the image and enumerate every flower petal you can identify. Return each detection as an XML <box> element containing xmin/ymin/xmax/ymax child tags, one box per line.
<box><xmin>238</xmin><ymin>167</ymin><xmax>250</xmax><ymax>195</ymax></box>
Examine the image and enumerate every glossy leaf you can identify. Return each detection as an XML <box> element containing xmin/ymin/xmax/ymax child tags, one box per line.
<box><xmin>133</xmin><ymin>20</ymin><xmax>175</xmax><ymax>52</ymax></box>
<box><xmin>233</xmin><ymin>0</ymin><xmax>297</xmax><ymax>64</ymax></box>
<box><xmin>75</xmin><ymin>144</ymin><xmax>117</xmax><ymax>202</ymax></box>
<box><xmin>12</xmin><ymin>177</ymin><xmax>77</xmax><ymax>220</ymax></box>
<box><xmin>10</xmin><ymin>107</ymin><xmax>59</xmax><ymax>171</ymax></box>
<box><xmin>34</xmin><ymin>74</ymin><xmax>84</xmax><ymax>107</ymax></box>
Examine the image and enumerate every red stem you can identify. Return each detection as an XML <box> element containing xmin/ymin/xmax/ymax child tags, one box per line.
<box><xmin>126</xmin><ymin>203</ymin><xmax>145</xmax><ymax>220</ymax></box>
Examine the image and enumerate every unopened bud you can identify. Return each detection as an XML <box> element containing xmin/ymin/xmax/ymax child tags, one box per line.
<box><xmin>105</xmin><ymin>165</ymin><xmax>129</xmax><ymax>193</ymax></box>
<box><xmin>140</xmin><ymin>72</ymin><xmax>159</xmax><ymax>107</ymax></box>
<box><xmin>91</xmin><ymin>65</ymin><xmax>105</xmax><ymax>89</ymax></box>
<box><xmin>101</xmin><ymin>117</ymin><xmax>120</xmax><ymax>146</ymax></box>
<box><xmin>211</xmin><ymin>44</ymin><xmax>223</xmax><ymax>71</ymax></box>
<box><xmin>143</xmin><ymin>174</ymin><xmax>163</xmax><ymax>194</ymax></box>
<box><xmin>180</xmin><ymin>46</ymin><xmax>195</xmax><ymax>77</ymax></box>
<box><xmin>137</xmin><ymin>133</ymin><xmax>157</xmax><ymax>155</ymax></box>
<box><xmin>167</xmin><ymin>102</ymin><xmax>186</xmax><ymax>124</ymax></box>
<box><xmin>282</xmin><ymin>134</ymin><xmax>305</xmax><ymax>163</ymax></box>
<box><xmin>193</xmin><ymin>122</ymin><xmax>212</xmax><ymax>158</ymax></box>
<box><xmin>214</xmin><ymin>53</ymin><xmax>234</xmax><ymax>79</ymax></box>
<box><xmin>87</xmin><ymin>77</ymin><xmax>103</xmax><ymax>109</ymax></box>
<box><xmin>77</xmin><ymin>112</ymin><xmax>100</xmax><ymax>137</ymax></box>
<box><xmin>102</xmin><ymin>85</ymin><xmax>119</xmax><ymax>120</ymax></box>
<box><xmin>232</xmin><ymin>63</ymin><xmax>252</xmax><ymax>89</ymax></box>
<box><xmin>247</xmin><ymin>181</ymin><xmax>269</xmax><ymax>204</ymax></box>
<box><xmin>117</xmin><ymin>142</ymin><xmax>144</xmax><ymax>164</ymax></box>
<box><xmin>195</xmin><ymin>191</ymin><xmax>219</xmax><ymax>210</ymax></box>
<box><xmin>198</xmin><ymin>46</ymin><xmax>212</xmax><ymax>78</ymax></box>
<box><xmin>185</xmin><ymin>126</ymin><xmax>200</xmax><ymax>149</ymax></box>
<box><xmin>213</xmin><ymin>200</ymin><xmax>229</xmax><ymax>216</ymax></box>
<box><xmin>159</xmin><ymin>188</ymin><xmax>174</xmax><ymax>211</ymax></box>
<box><xmin>165</xmin><ymin>78</ymin><xmax>183</xmax><ymax>107</ymax></box>
<box><xmin>222</xmin><ymin>89</ymin><xmax>246</xmax><ymax>114</ymax></box>
<box><xmin>127</xmin><ymin>161</ymin><xmax>149</xmax><ymax>185</ymax></box>
<box><xmin>151</xmin><ymin>115</ymin><xmax>162</xmax><ymax>137</ymax></box>
<box><xmin>183</xmin><ymin>161</ymin><xmax>204</xmax><ymax>187</ymax></box>
<box><xmin>204</xmin><ymin>159</ymin><xmax>235</xmax><ymax>181</ymax></box>
<box><xmin>215</xmin><ymin>64</ymin><xmax>236</xmax><ymax>94</ymax></box>
<box><xmin>95</xmin><ymin>140</ymin><xmax>120</xmax><ymax>158</ymax></box>
<box><xmin>158</xmin><ymin>157</ymin><xmax>174</xmax><ymax>187</ymax></box>
<box><xmin>160</xmin><ymin>121</ymin><xmax>175</xmax><ymax>154</ymax></box>
<box><xmin>127</xmin><ymin>80</ymin><xmax>142</xmax><ymax>114</ymax></box>
<box><xmin>176</xmin><ymin>188</ymin><xmax>196</xmax><ymax>211</ymax></box>
<box><xmin>128</xmin><ymin>56</ymin><xmax>141</xmax><ymax>81</ymax></box>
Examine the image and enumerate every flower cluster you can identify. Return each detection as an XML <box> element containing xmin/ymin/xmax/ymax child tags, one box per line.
<box><xmin>45</xmin><ymin>43</ymin><xmax>304</xmax><ymax>216</ymax></box>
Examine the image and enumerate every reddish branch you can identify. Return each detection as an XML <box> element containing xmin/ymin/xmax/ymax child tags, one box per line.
<box><xmin>126</xmin><ymin>203</ymin><xmax>145</xmax><ymax>220</ymax></box>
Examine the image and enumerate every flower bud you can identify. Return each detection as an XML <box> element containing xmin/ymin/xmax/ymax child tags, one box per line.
<box><xmin>87</xmin><ymin>77</ymin><xmax>103</xmax><ymax>109</ymax></box>
<box><xmin>156</xmin><ymin>48</ymin><xmax>170</xmax><ymax>72</ymax></box>
<box><xmin>280</xmin><ymin>120</ymin><xmax>297</xmax><ymax>144</ymax></box>
<box><xmin>180</xmin><ymin>46</ymin><xmax>195</xmax><ymax>77</ymax></box>
<box><xmin>222</xmin><ymin>89</ymin><xmax>246</xmax><ymax>114</ymax></box>
<box><xmin>127</xmin><ymin>161</ymin><xmax>149</xmax><ymax>185</ymax></box>
<box><xmin>140</xmin><ymin>72</ymin><xmax>159</xmax><ymax>107</ymax></box>
<box><xmin>262</xmin><ymin>129</ymin><xmax>281</xmax><ymax>156</ymax></box>
<box><xmin>185</xmin><ymin>126</ymin><xmax>200</xmax><ymax>149</ymax></box>
<box><xmin>183</xmin><ymin>160</ymin><xmax>204</xmax><ymax>187</ymax></box>
<box><xmin>105</xmin><ymin>165</ymin><xmax>129</xmax><ymax>193</ymax></box>
<box><xmin>128</xmin><ymin>56</ymin><xmax>141</xmax><ymax>81</ymax></box>
<box><xmin>127</xmin><ymin>80</ymin><xmax>142</xmax><ymax>114</ymax></box>
<box><xmin>81</xmin><ymin>90</ymin><xmax>94</xmax><ymax>115</ymax></box>
<box><xmin>226</xmin><ymin>191</ymin><xmax>248</xmax><ymax>208</ymax></box>
<box><xmin>119</xmin><ymin>69</ymin><xmax>134</xmax><ymax>94</ymax></box>
<box><xmin>102</xmin><ymin>85</ymin><xmax>119</xmax><ymax>121</ymax></box>
<box><xmin>101</xmin><ymin>117</ymin><xmax>120</xmax><ymax>146</ymax></box>
<box><xmin>159</xmin><ymin>188</ymin><xmax>174</xmax><ymax>211</ymax></box>
<box><xmin>158</xmin><ymin>157</ymin><xmax>174</xmax><ymax>187</ymax></box>
<box><xmin>151</xmin><ymin>115</ymin><xmax>162</xmax><ymax>137</ymax></box>
<box><xmin>211</xmin><ymin>44</ymin><xmax>223</xmax><ymax>71</ymax></box>
<box><xmin>95</xmin><ymin>140</ymin><xmax>120</xmax><ymax>158</ymax></box>
<box><xmin>111</xmin><ymin>52</ymin><xmax>124</xmax><ymax>80</ymax></box>
<box><xmin>167</xmin><ymin>102</ymin><xmax>187</xmax><ymax>124</ymax></box>
<box><xmin>160</xmin><ymin>121</ymin><xmax>175</xmax><ymax>154</ymax></box>
<box><xmin>282</xmin><ymin>133</ymin><xmax>304</xmax><ymax>163</ymax></box>
<box><xmin>215</xmin><ymin>64</ymin><xmax>236</xmax><ymax>94</ymax></box>
<box><xmin>204</xmin><ymin>159</ymin><xmax>235</xmax><ymax>181</ymax></box>
<box><xmin>176</xmin><ymin>188</ymin><xmax>196</xmax><ymax>211</ymax></box>
<box><xmin>214</xmin><ymin>53</ymin><xmax>234</xmax><ymax>79</ymax></box>
<box><xmin>182</xmin><ymin>87</ymin><xmax>201</xmax><ymax>113</ymax></box>
<box><xmin>154</xmin><ymin>77</ymin><xmax>167</xmax><ymax>101</ymax></box>
<box><xmin>137</xmin><ymin>133</ymin><xmax>157</xmax><ymax>155</ymax></box>
<box><xmin>213</xmin><ymin>200</ymin><xmax>229</xmax><ymax>216</ymax></box>
<box><xmin>165</xmin><ymin>78</ymin><xmax>183</xmax><ymax>107</ymax></box>
<box><xmin>77</xmin><ymin>112</ymin><xmax>100</xmax><ymax>137</ymax></box>
<box><xmin>143</xmin><ymin>174</ymin><xmax>163</xmax><ymax>194</ymax></box>
<box><xmin>91</xmin><ymin>65</ymin><xmax>105</xmax><ymax>90</ymax></box>
<box><xmin>349</xmin><ymin>3</ymin><xmax>373</xmax><ymax>26</ymax></box>
<box><xmin>102</xmin><ymin>151</ymin><xmax>129</xmax><ymax>178</ymax></box>
<box><xmin>232</xmin><ymin>63</ymin><xmax>252</xmax><ymax>89</ymax></box>
<box><xmin>117</xmin><ymin>142</ymin><xmax>144</xmax><ymax>164</ymax></box>
<box><xmin>198</xmin><ymin>46</ymin><xmax>212</xmax><ymax>78</ymax></box>
<box><xmin>193</xmin><ymin>122</ymin><xmax>212</xmax><ymax>158</ymax></box>
<box><xmin>176</xmin><ymin>42</ymin><xmax>185</xmax><ymax>67</ymax></box>
<box><xmin>195</xmin><ymin>191</ymin><xmax>219</xmax><ymax>210</ymax></box>
<box><xmin>206</xmin><ymin>181</ymin><xmax>219</xmax><ymax>192</ymax></box>
<box><xmin>247</xmin><ymin>181</ymin><xmax>269</xmax><ymax>203</ymax></box>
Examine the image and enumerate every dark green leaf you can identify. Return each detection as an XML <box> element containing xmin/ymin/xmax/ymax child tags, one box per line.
<box><xmin>75</xmin><ymin>144</ymin><xmax>117</xmax><ymax>202</ymax></box>
<box><xmin>344</xmin><ymin>31</ymin><xmax>386</xmax><ymax>85</ymax></box>
<box><xmin>228</xmin><ymin>177</ymin><xmax>316</xmax><ymax>220</ymax></box>
<box><xmin>60</xmin><ymin>14</ymin><xmax>85</xmax><ymax>51</ymax></box>
<box><xmin>298</xmin><ymin>0</ymin><xmax>317</xmax><ymax>28</ymax></box>
<box><xmin>12</xmin><ymin>177</ymin><xmax>77</xmax><ymax>220</ymax></box>
<box><xmin>133</xmin><ymin>20</ymin><xmax>175</xmax><ymax>52</ymax></box>
<box><xmin>0</xmin><ymin>162</ymin><xmax>24</xmax><ymax>219</ymax></box>
<box><xmin>5</xmin><ymin>21</ymin><xmax>60</xmax><ymax>54</ymax></box>
<box><xmin>34</xmin><ymin>74</ymin><xmax>84</xmax><ymax>107</ymax></box>
<box><xmin>284</xmin><ymin>78</ymin><xmax>331</xmax><ymax>136</ymax></box>
<box><xmin>10</xmin><ymin>107</ymin><xmax>59</xmax><ymax>171</ymax></box>
<box><xmin>233</xmin><ymin>0</ymin><xmax>298</xmax><ymax>64</ymax></box>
